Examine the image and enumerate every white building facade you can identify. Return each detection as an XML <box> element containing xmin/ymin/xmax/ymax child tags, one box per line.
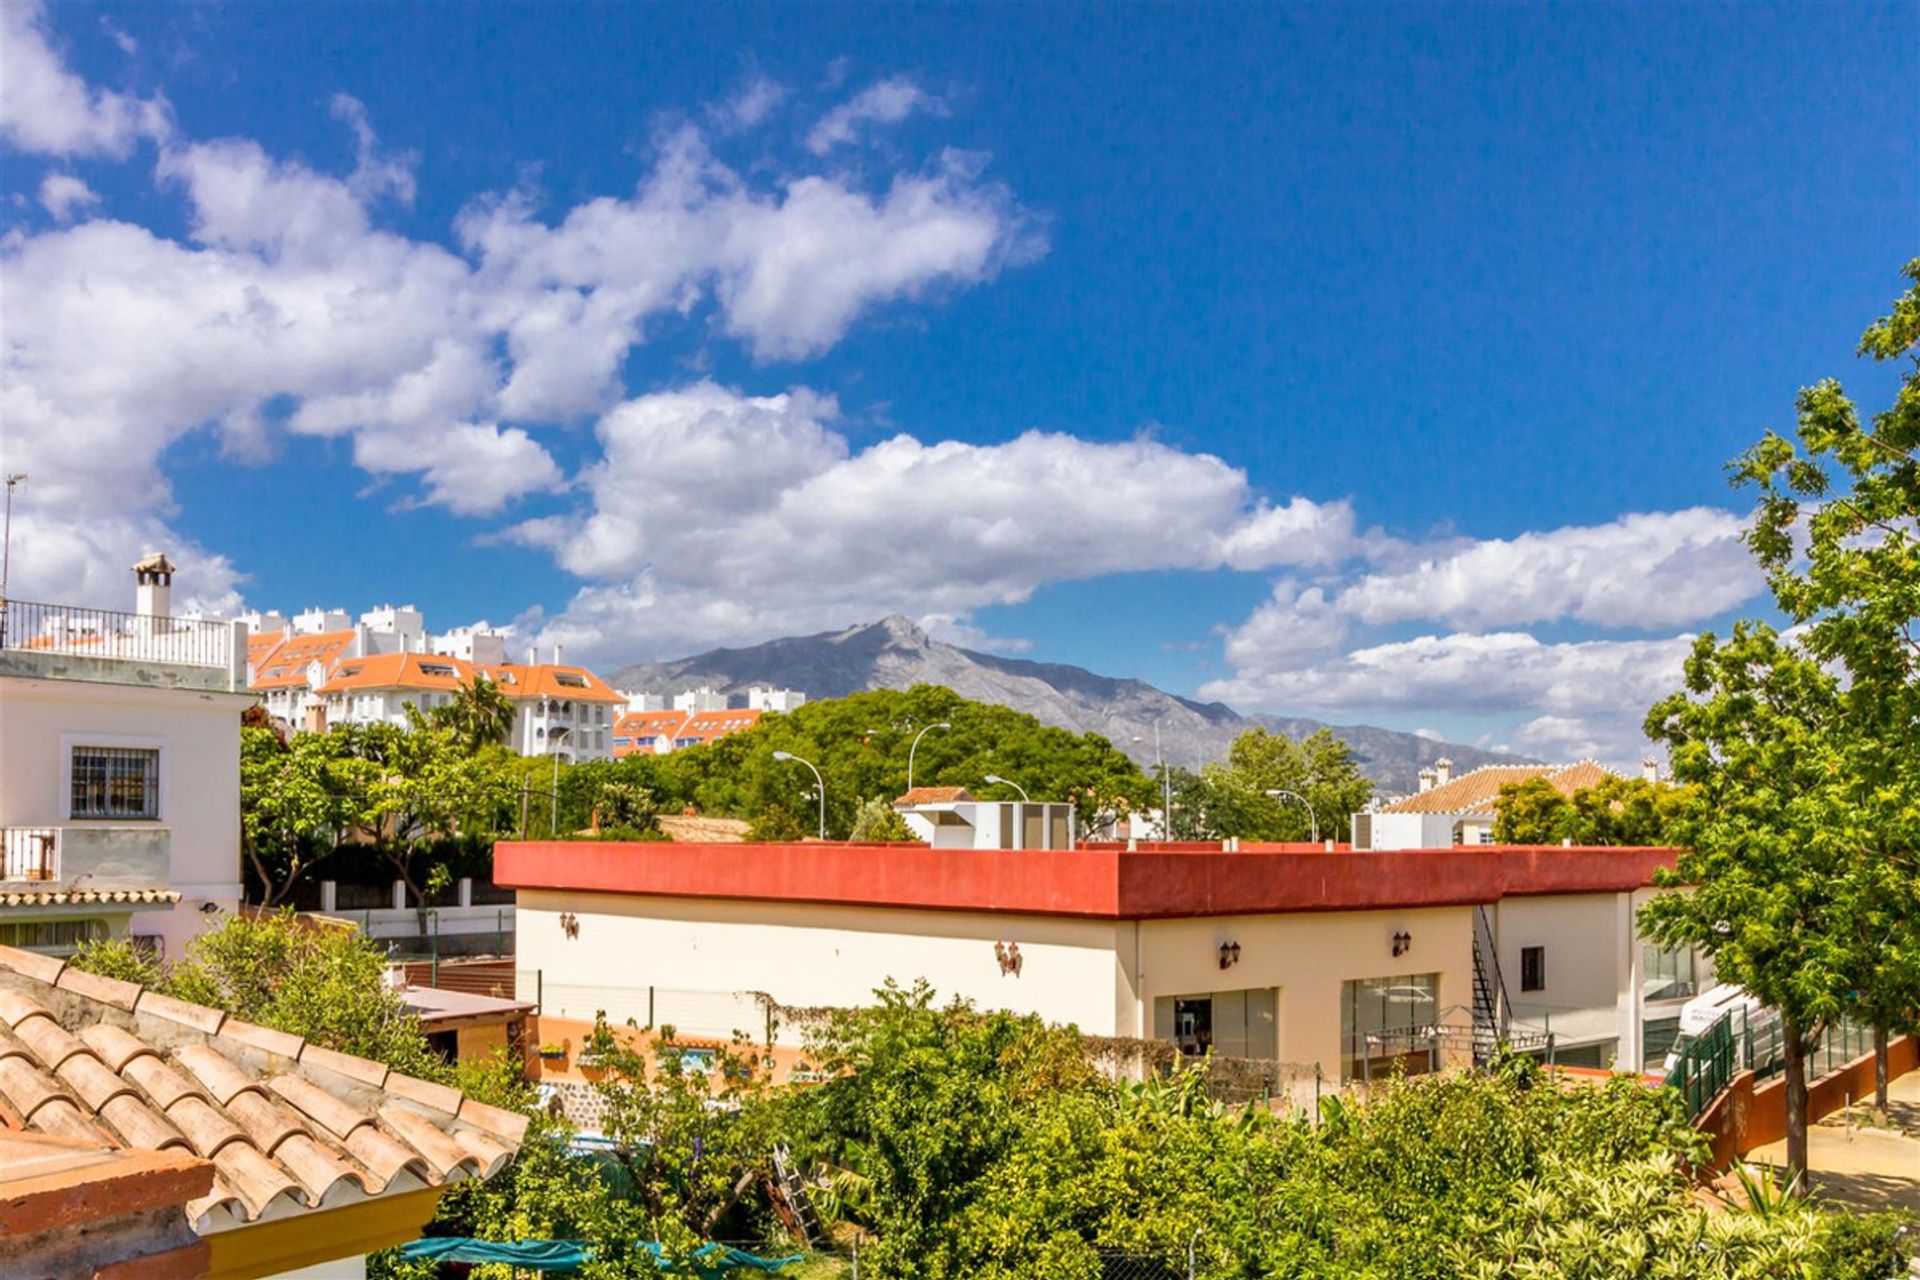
<box><xmin>0</xmin><ymin>558</ymin><xmax>252</xmax><ymax>958</ymax></box>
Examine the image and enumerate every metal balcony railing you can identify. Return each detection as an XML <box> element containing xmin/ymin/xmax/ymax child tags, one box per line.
<box><xmin>0</xmin><ymin>598</ymin><xmax>234</xmax><ymax>670</ymax></box>
<box><xmin>1</xmin><ymin>828</ymin><xmax>60</xmax><ymax>882</ymax></box>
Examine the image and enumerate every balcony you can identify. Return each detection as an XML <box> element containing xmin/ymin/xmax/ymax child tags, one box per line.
<box><xmin>0</xmin><ymin>598</ymin><xmax>244</xmax><ymax>693</ymax></box>
<box><xmin>0</xmin><ymin>825</ymin><xmax>174</xmax><ymax>908</ymax></box>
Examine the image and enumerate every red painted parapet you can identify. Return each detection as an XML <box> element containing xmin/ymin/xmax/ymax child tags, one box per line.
<box><xmin>496</xmin><ymin>840</ymin><xmax>1679</xmax><ymax>920</ymax></box>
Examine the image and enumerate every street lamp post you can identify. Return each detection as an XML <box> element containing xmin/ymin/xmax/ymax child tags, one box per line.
<box><xmin>984</xmin><ymin>773</ymin><xmax>1029</xmax><ymax>802</ymax></box>
<box><xmin>907</xmin><ymin>721</ymin><xmax>951</xmax><ymax>791</ymax></box>
<box><xmin>1132</xmin><ymin>718</ymin><xmax>1170</xmax><ymax>839</ymax></box>
<box><xmin>549</xmin><ymin>725</ymin><xmax>571</xmax><ymax>834</ymax></box>
<box><xmin>1</xmin><ymin>474</ymin><xmax>23</xmax><ymax>614</ymax></box>
<box><xmin>773</xmin><ymin>750</ymin><xmax>826</xmax><ymax>839</ymax></box>
<box><xmin>1264</xmin><ymin>789</ymin><xmax>1319</xmax><ymax>843</ymax></box>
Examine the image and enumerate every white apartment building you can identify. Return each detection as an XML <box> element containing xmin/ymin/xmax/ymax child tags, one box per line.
<box><xmin>312</xmin><ymin>651</ymin><xmax>625</xmax><ymax>761</ymax></box>
<box><xmin>672</xmin><ymin>685</ymin><xmax>729</xmax><ymax>713</ymax></box>
<box><xmin>0</xmin><ymin>556</ymin><xmax>252</xmax><ymax>958</ymax></box>
<box><xmin>746</xmin><ymin>686</ymin><xmax>807</xmax><ymax>712</ymax></box>
<box><xmin>1353</xmin><ymin>759</ymin><xmax>1614</xmax><ymax>850</ymax></box>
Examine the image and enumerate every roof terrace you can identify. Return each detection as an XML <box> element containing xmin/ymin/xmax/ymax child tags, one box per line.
<box><xmin>0</xmin><ymin>597</ymin><xmax>246</xmax><ymax>693</ymax></box>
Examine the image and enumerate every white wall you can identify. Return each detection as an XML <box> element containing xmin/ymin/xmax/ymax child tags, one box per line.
<box><xmin>518</xmin><ymin>890</ymin><xmax>1130</xmax><ymax>1035</ymax></box>
<box><xmin>0</xmin><ymin>675</ymin><xmax>251</xmax><ymax>956</ymax></box>
<box><xmin>518</xmin><ymin>890</ymin><xmax>1481</xmax><ymax>1076</ymax></box>
<box><xmin>1366</xmin><ymin>812</ymin><xmax>1457</xmax><ymax>850</ymax></box>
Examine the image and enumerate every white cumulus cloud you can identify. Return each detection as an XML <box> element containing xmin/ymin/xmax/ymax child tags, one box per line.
<box><xmin>807</xmin><ymin>76</ymin><xmax>948</xmax><ymax>154</ymax></box>
<box><xmin>0</xmin><ymin>1</ymin><xmax>168</xmax><ymax>156</ymax></box>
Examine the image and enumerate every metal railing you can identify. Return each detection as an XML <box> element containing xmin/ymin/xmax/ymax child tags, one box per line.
<box><xmin>0</xmin><ymin>598</ymin><xmax>233</xmax><ymax>669</ymax></box>
<box><xmin>1669</xmin><ymin>1003</ymin><xmax>1875</xmax><ymax>1119</ymax></box>
<box><xmin>0</xmin><ymin>828</ymin><xmax>59</xmax><ymax>882</ymax></box>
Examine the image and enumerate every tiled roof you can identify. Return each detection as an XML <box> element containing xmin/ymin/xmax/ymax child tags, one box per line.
<box><xmin>1378</xmin><ymin>762</ymin><xmax>1618</xmax><ymax>815</ymax></box>
<box><xmin>893</xmin><ymin>786</ymin><xmax>975</xmax><ymax>807</ymax></box>
<box><xmin>317</xmin><ymin>652</ymin><xmax>624</xmax><ymax>703</ymax></box>
<box><xmin>0</xmin><ymin>945</ymin><xmax>526</xmax><ymax>1230</ymax></box>
<box><xmin>0</xmin><ymin>888</ymin><xmax>179</xmax><ymax>908</ymax></box>
<box><xmin>249</xmin><ymin>629</ymin><xmax>355</xmax><ymax>690</ymax></box>
<box><xmin>654</xmin><ymin>815</ymin><xmax>752</xmax><ymax>843</ymax></box>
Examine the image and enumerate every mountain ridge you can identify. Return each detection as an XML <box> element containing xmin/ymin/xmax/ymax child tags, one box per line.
<box><xmin>608</xmin><ymin>615</ymin><xmax>1535</xmax><ymax>795</ymax></box>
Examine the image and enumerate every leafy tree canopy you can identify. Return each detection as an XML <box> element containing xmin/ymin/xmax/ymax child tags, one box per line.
<box><xmin>1491</xmin><ymin>773</ymin><xmax>1696</xmax><ymax>846</ymax></box>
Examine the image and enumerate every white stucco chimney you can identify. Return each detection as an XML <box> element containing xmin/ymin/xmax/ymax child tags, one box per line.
<box><xmin>552</xmin><ymin>643</ymin><xmax>564</xmax><ymax>665</ymax></box>
<box><xmin>1433</xmin><ymin>758</ymin><xmax>1453</xmax><ymax>787</ymax></box>
<box><xmin>1417</xmin><ymin>767</ymin><xmax>1437</xmax><ymax>794</ymax></box>
<box><xmin>1642</xmin><ymin>757</ymin><xmax>1660</xmax><ymax>783</ymax></box>
<box><xmin>132</xmin><ymin>551</ymin><xmax>176</xmax><ymax>618</ymax></box>
<box><xmin>526</xmin><ymin>646</ymin><xmax>538</xmax><ymax>665</ymax></box>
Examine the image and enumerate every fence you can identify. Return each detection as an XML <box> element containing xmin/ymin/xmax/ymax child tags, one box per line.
<box><xmin>520</xmin><ymin>973</ymin><xmax>777</xmax><ymax>1043</ymax></box>
<box><xmin>0</xmin><ymin>597</ymin><xmax>234</xmax><ymax>669</ymax></box>
<box><xmin>1669</xmin><ymin>1003</ymin><xmax>1876</xmax><ymax>1119</ymax></box>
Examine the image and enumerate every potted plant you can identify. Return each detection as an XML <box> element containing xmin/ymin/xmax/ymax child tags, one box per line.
<box><xmin>537</xmin><ymin>1040</ymin><xmax>569</xmax><ymax>1064</ymax></box>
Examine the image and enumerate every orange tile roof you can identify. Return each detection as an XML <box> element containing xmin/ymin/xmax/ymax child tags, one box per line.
<box><xmin>613</xmin><ymin>708</ymin><xmax>764</xmax><ymax>756</ymax></box>
<box><xmin>317</xmin><ymin>652</ymin><xmax>623</xmax><ymax>703</ymax></box>
<box><xmin>0</xmin><ymin>945</ymin><xmax>525</xmax><ymax>1230</ymax></box>
<box><xmin>249</xmin><ymin>629</ymin><xmax>355</xmax><ymax>690</ymax></box>
<box><xmin>894</xmin><ymin>786</ymin><xmax>976</xmax><ymax>807</ymax></box>
<box><xmin>1379</xmin><ymin>762</ymin><xmax>1618</xmax><ymax>815</ymax></box>
<box><xmin>509</xmin><ymin>664</ymin><xmax>625</xmax><ymax>703</ymax></box>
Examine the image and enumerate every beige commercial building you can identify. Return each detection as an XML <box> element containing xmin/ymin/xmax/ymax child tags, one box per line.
<box><xmin>501</xmin><ymin>827</ymin><xmax>1691</xmax><ymax>1082</ymax></box>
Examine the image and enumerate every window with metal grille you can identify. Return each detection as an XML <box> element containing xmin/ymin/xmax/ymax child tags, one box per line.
<box><xmin>1520</xmin><ymin>945</ymin><xmax>1546</xmax><ymax>992</ymax></box>
<box><xmin>70</xmin><ymin>746</ymin><xmax>160</xmax><ymax>819</ymax></box>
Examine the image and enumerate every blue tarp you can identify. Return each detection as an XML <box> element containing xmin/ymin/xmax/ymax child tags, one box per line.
<box><xmin>398</xmin><ymin>1237</ymin><xmax>803</xmax><ymax>1276</ymax></box>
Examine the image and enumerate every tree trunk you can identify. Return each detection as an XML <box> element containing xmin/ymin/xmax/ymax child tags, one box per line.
<box><xmin>1781</xmin><ymin>1019</ymin><xmax>1811</xmax><ymax>1195</ymax></box>
<box><xmin>1874</xmin><ymin>1023</ymin><xmax>1891</xmax><ymax>1123</ymax></box>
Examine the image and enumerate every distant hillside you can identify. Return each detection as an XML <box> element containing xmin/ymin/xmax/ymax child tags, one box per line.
<box><xmin>608</xmin><ymin>616</ymin><xmax>1532</xmax><ymax>794</ymax></box>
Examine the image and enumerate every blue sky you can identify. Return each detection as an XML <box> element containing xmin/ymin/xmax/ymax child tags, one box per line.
<box><xmin>2</xmin><ymin>1</ymin><xmax>1914</xmax><ymax>761</ymax></box>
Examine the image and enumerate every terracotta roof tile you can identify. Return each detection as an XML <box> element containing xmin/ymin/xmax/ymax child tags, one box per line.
<box><xmin>297</xmin><ymin>1043</ymin><xmax>389</xmax><ymax>1089</ymax></box>
<box><xmin>218</xmin><ymin>1018</ymin><xmax>304</xmax><ymax>1061</ymax></box>
<box><xmin>80</xmin><ymin>1024</ymin><xmax>154</xmax><ymax>1073</ymax></box>
<box><xmin>0</xmin><ymin>952</ymin><xmax>525</xmax><ymax>1228</ymax></box>
<box><xmin>457</xmin><ymin>1096</ymin><xmax>531</xmax><ymax>1145</ymax></box>
<box><xmin>139</xmin><ymin>991</ymin><xmax>227</xmax><ymax>1037</ymax></box>
<box><xmin>12</xmin><ymin>1014</ymin><xmax>87</xmax><ymax>1072</ymax></box>
<box><xmin>267</xmin><ymin>1074</ymin><xmax>373</xmax><ymax>1141</ymax></box>
<box><xmin>382</xmin><ymin>1071</ymin><xmax>462</xmax><ymax>1115</ymax></box>
<box><xmin>0</xmin><ymin>945</ymin><xmax>64</xmax><ymax>985</ymax></box>
<box><xmin>99</xmin><ymin>1092</ymin><xmax>189</xmax><ymax>1152</ymax></box>
<box><xmin>894</xmin><ymin>786</ymin><xmax>975</xmax><ymax>807</ymax></box>
<box><xmin>377</xmin><ymin>1104</ymin><xmax>477</xmax><ymax>1181</ymax></box>
<box><xmin>1377</xmin><ymin>761</ymin><xmax>1622</xmax><ymax>816</ymax></box>
<box><xmin>55</xmin><ymin>967</ymin><xmax>142</xmax><ymax>1011</ymax></box>
<box><xmin>0</xmin><ymin>887</ymin><xmax>181</xmax><ymax>908</ymax></box>
<box><xmin>31</xmin><ymin>1097</ymin><xmax>105</xmax><ymax>1146</ymax></box>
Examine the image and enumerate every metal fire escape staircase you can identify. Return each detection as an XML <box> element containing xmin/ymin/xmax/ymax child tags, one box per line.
<box><xmin>1471</xmin><ymin>905</ymin><xmax>1510</xmax><ymax>1065</ymax></box>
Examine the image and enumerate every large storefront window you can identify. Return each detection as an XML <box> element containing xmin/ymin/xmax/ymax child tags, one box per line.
<box><xmin>1153</xmin><ymin>989</ymin><xmax>1279</xmax><ymax>1060</ymax></box>
<box><xmin>1641</xmin><ymin>944</ymin><xmax>1697</xmax><ymax>1003</ymax></box>
<box><xmin>1341</xmin><ymin>973</ymin><xmax>1439</xmax><ymax>1083</ymax></box>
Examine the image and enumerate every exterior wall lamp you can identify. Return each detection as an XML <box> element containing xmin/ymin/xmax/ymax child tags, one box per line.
<box><xmin>560</xmin><ymin>911</ymin><xmax>580</xmax><ymax>940</ymax></box>
<box><xmin>1391</xmin><ymin>930</ymin><xmax>1412</xmax><ymax>957</ymax></box>
<box><xmin>1218</xmin><ymin>940</ymin><xmax>1241</xmax><ymax>970</ymax></box>
<box><xmin>994</xmin><ymin>940</ymin><xmax>1023</xmax><ymax>976</ymax></box>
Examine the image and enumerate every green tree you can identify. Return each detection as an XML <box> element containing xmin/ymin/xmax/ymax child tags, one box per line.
<box><xmin>344</xmin><ymin>722</ymin><xmax>521</xmax><ymax>906</ymax></box>
<box><xmin>850</xmin><ymin>795</ymin><xmax>914</xmax><ymax>841</ymax></box>
<box><xmin>595</xmin><ymin>779</ymin><xmax>660</xmax><ymax>837</ymax></box>
<box><xmin>1638</xmin><ymin>623</ymin><xmax>1857</xmax><ymax>1189</ymax></box>
<box><xmin>1193</xmin><ymin>727</ymin><xmax>1373</xmax><ymax>841</ymax></box>
<box><xmin>431</xmin><ymin>676</ymin><xmax>519</xmax><ymax>753</ymax></box>
<box><xmin>239</xmin><ymin>725</ymin><xmax>363</xmax><ymax>905</ymax></box>
<box><xmin>1492</xmin><ymin>774</ymin><xmax>1695</xmax><ymax>846</ymax></box>
<box><xmin>73</xmin><ymin>910</ymin><xmax>440</xmax><ymax>1078</ymax></box>
<box><xmin>1735</xmin><ymin>259</ymin><xmax>1920</xmax><ymax>1119</ymax></box>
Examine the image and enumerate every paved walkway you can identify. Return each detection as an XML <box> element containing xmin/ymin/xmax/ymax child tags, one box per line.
<box><xmin>1747</xmin><ymin>1069</ymin><xmax>1920</xmax><ymax>1214</ymax></box>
